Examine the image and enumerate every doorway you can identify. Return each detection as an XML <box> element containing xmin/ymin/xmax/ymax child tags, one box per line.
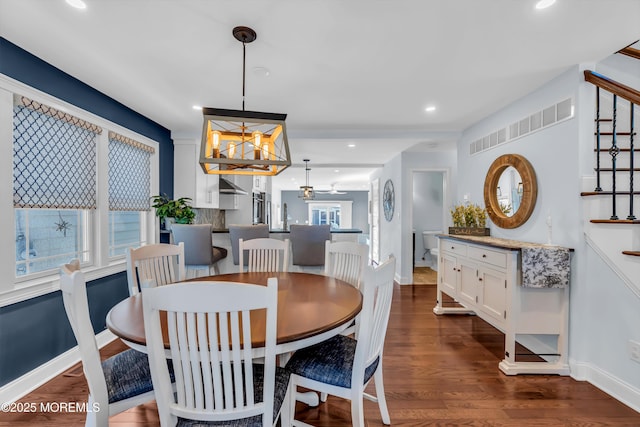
<box><xmin>412</xmin><ymin>170</ymin><xmax>446</xmax><ymax>284</ymax></box>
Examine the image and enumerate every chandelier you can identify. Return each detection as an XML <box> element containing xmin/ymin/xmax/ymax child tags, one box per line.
<box><xmin>299</xmin><ymin>159</ymin><xmax>315</xmax><ymax>200</ymax></box>
<box><xmin>199</xmin><ymin>26</ymin><xmax>291</xmax><ymax>176</ymax></box>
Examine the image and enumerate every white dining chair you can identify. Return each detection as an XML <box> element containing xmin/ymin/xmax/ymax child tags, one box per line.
<box><xmin>239</xmin><ymin>237</ymin><xmax>290</xmax><ymax>273</ymax></box>
<box><xmin>229</xmin><ymin>224</ymin><xmax>270</xmax><ymax>266</ymax></box>
<box><xmin>324</xmin><ymin>241</ymin><xmax>369</xmax><ymax>289</ymax></box>
<box><xmin>125</xmin><ymin>242</ymin><xmax>185</xmax><ymax>296</ymax></box>
<box><xmin>324</xmin><ymin>240</ymin><xmax>369</xmax><ymax>337</ymax></box>
<box><xmin>141</xmin><ymin>279</ymin><xmax>292</xmax><ymax>427</ymax></box>
<box><xmin>285</xmin><ymin>255</ymin><xmax>396</xmax><ymax>427</ymax></box>
<box><xmin>60</xmin><ymin>259</ymin><xmax>157</xmax><ymax>427</ymax></box>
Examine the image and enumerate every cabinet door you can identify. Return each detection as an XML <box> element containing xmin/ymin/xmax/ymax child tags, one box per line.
<box><xmin>252</xmin><ymin>175</ymin><xmax>269</xmax><ymax>193</ymax></box>
<box><xmin>219</xmin><ymin>194</ymin><xmax>238</xmax><ymax>210</ymax></box>
<box><xmin>439</xmin><ymin>253</ymin><xmax>458</xmax><ymax>297</ymax></box>
<box><xmin>457</xmin><ymin>259</ymin><xmax>478</xmax><ymax>307</ymax></box>
<box><xmin>173</xmin><ymin>144</ymin><xmax>197</xmax><ymax>202</ymax></box>
<box><xmin>478</xmin><ymin>266</ymin><xmax>507</xmax><ymax>325</ymax></box>
<box><xmin>174</xmin><ymin>142</ymin><xmax>220</xmax><ymax>208</ymax></box>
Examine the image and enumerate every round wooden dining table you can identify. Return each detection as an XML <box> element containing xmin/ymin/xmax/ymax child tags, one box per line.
<box><xmin>106</xmin><ymin>271</ymin><xmax>362</xmax><ymax>355</ymax></box>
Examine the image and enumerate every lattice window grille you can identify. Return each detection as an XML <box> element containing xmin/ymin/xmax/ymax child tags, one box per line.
<box><xmin>108</xmin><ymin>131</ymin><xmax>152</xmax><ymax>211</ymax></box>
<box><xmin>13</xmin><ymin>95</ymin><xmax>100</xmax><ymax>209</ymax></box>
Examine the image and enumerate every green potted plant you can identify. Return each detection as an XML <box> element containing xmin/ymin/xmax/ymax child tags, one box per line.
<box><xmin>449</xmin><ymin>203</ymin><xmax>490</xmax><ymax>236</ymax></box>
<box><xmin>151</xmin><ymin>194</ymin><xmax>195</xmax><ymax>229</ymax></box>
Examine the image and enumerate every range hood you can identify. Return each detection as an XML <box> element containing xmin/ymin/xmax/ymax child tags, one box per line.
<box><xmin>219</xmin><ymin>177</ymin><xmax>248</xmax><ymax>195</ymax></box>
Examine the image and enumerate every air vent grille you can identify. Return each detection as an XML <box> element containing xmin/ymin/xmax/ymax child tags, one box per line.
<box><xmin>470</xmin><ymin>97</ymin><xmax>574</xmax><ymax>155</ymax></box>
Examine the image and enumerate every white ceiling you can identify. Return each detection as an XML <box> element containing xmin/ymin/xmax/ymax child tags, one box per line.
<box><xmin>2</xmin><ymin>0</ymin><xmax>640</xmax><ymax>191</ymax></box>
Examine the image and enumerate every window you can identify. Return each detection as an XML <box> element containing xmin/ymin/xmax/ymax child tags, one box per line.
<box><xmin>1</xmin><ymin>78</ymin><xmax>159</xmax><ymax>302</ymax></box>
<box><xmin>15</xmin><ymin>209</ymin><xmax>89</xmax><ymax>277</ymax></box>
<box><xmin>310</xmin><ymin>204</ymin><xmax>341</xmax><ymax>228</ymax></box>
<box><xmin>108</xmin><ymin>132</ymin><xmax>154</xmax><ymax>257</ymax></box>
<box><xmin>13</xmin><ymin>95</ymin><xmax>98</xmax><ymax>277</ymax></box>
<box><xmin>307</xmin><ymin>201</ymin><xmax>353</xmax><ymax>229</ymax></box>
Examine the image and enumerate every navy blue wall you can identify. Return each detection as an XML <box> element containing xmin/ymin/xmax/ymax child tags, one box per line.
<box><xmin>0</xmin><ymin>37</ymin><xmax>174</xmax><ymax>386</ymax></box>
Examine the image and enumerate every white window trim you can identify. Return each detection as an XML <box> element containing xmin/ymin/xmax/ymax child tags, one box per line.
<box><xmin>0</xmin><ymin>74</ymin><xmax>160</xmax><ymax>307</ymax></box>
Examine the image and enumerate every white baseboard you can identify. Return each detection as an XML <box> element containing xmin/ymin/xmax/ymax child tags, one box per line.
<box><xmin>396</xmin><ymin>272</ymin><xmax>411</xmax><ymax>285</ymax></box>
<box><xmin>571</xmin><ymin>359</ymin><xmax>640</xmax><ymax>413</ymax></box>
<box><xmin>0</xmin><ymin>330</ymin><xmax>117</xmax><ymax>404</ymax></box>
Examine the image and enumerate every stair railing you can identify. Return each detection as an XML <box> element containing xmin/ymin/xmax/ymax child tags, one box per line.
<box><xmin>584</xmin><ymin>70</ymin><xmax>640</xmax><ymax>221</ymax></box>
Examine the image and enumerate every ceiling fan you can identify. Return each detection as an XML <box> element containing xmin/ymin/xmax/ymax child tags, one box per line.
<box><xmin>316</xmin><ymin>184</ymin><xmax>347</xmax><ymax>195</ymax></box>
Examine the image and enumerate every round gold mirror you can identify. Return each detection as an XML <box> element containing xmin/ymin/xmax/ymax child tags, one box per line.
<box><xmin>483</xmin><ymin>154</ymin><xmax>537</xmax><ymax>229</ymax></box>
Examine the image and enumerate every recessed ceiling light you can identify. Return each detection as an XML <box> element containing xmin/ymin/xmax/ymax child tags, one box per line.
<box><xmin>348</xmin><ymin>144</ymin><xmax>356</xmax><ymax>148</ymax></box>
<box><xmin>66</xmin><ymin>0</ymin><xmax>87</xmax><ymax>9</ymax></box>
<box><xmin>535</xmin><ymin>0</ymin><xmax>556</xmax><ymax>9</ymax></box>
<box><xmin>192</xmin><ymin>105</ymin><xmax>202</xmax><ymax>110</ymax></box>
<box><xmin>425</xmin><ymin>106</ymin><xmax>436</xmax><ymax>112</ymax></box>
<box><xmin>334</xmin><ymin>169</ymin><xmax>340</xmax><ymax>173</ymax></box>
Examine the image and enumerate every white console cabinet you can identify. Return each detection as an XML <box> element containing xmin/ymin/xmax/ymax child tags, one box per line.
<box><xmin>434</xmin><ymin>235</ymin><xmax>571</xmax><ymax>376</ymax></box>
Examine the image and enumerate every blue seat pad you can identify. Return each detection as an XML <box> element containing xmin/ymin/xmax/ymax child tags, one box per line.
<box><xmin>177</xmin><ymin>364</ymin><xmax>290</xmax><ymax>427</ymax></box>
<box><xmin>285</xmin><ymin>335</ymin><xmax>379</xmax><ymax>388</ymax></box>
<box><xmin>102</xmin><ymin>348</ymin><xmax>155</xmax><ymax>403</ymax></box>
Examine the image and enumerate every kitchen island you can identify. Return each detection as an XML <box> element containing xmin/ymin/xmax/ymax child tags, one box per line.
<box><xmin>163</xmin><ymin>227</ymin><xmax>364</xmax><ymax>273</ymax></box>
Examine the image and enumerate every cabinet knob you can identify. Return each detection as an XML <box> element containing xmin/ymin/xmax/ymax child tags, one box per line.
<box><xmin>482</xmin><ymin>254</ymin><xmax>487</xmax><ymax>258</ymax></box>
<box><xmin>478</xmin><ymin>277</ymin><xmax>483</xmax><ymax>281</ymax></box>
<box><xmin>451</xmin><ymin>246</ymin><xmax>455</xmax><ymax>250</ymax></box>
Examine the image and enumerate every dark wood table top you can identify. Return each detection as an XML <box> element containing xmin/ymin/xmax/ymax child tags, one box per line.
<box><xmin>106</xmin><ymin>272</ymin><xmax>362</xmax><ymax>353</ymax></box>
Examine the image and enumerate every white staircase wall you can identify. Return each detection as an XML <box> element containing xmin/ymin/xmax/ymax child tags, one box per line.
<box><xmin>582</xmin><ymin>204</ymin><xmax>640</xmax><ymax>299</ymax></box>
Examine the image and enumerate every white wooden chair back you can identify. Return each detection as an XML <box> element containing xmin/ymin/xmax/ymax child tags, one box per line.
<box><xmin>60</xmin><ymin>259</ymin><xmax>155</xmax><ymax>426</ymax></box>
<box><xmin>355</xmin><ymin>256</ymin><xmax>396</xmax><ymax>380</ymax></box>
<box><xmin>126</xmin><ymin>242</ymin><xmax>185</xmax><ymax>296</ymax></box>
<box><xmin>324</xmin><ymin>241</ymin><xmax>369</xmax><ymax>289</ymax></box>
<box><xmin>239</xmin><ymin>238</ymin><xmax>290</xmax><ymax>273</ymax></box>
<box><xmin>142</xmin><ymin>279</ymin><xmax>280</xmax><ymax>427</ymax></box>
<box><xmin>285</xmin><ymin>255</ymin><xmax>396</xmax><ymax>427</ymax></box>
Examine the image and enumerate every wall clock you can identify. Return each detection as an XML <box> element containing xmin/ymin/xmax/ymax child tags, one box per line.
<box><xmin>383</xmin><ymin>179</ymin><xmax>395</xmax><ymax>221</ymax></box>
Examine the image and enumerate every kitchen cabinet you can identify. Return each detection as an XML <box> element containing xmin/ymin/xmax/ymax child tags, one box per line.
<box><xmin>433</xmin><ymin>235</ymin><xmax>570</xmax><ymax>376</ymax></box>
<box><xmin>252</xmin><ymin>175</ymin><xmax>267</xmax><ymax>193</ymax></box>
<box><xmin>174</xmin><ymin>139</ymin><xmax>220</xmax><ymax>208</ymax></box>
<box><xmin>174</xmin><ymin>139</ymin><xmax>241</xmax><ymax>210</ymax></box>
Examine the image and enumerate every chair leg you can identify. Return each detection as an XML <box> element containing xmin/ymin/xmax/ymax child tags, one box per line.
<box><xmin>84</xmin><ymin>394</ymin><xmax>107</xmax><ymax>427</ymax></box>
<box><xmin>289</xmin><ymin>378</ymin><xmax>298</xmax><ymax>426</ymax></box>
<box><xmin>280</xmin><ymin>382</ymin><xmax>292</xmax><ymax>427</ymax></box>
<box><xmin>373</xmin><ymin>368</ymin><xmax>391</xmax><ymax>425</ymax></box>
<box><xmin>350</xmin><ymin>393</ymin><xmax>366</xmax><ymax>427</ymax></box>
<box><xmin>320</xmin><ymin>392</ymin><xmax>328</xmax><ymax>402</ymax></box>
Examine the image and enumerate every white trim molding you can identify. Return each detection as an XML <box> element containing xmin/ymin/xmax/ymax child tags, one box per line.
<box><xmin>0</xmin><ymin>330</ymin><xmax>117</xmax><ymax>404</ymax></box>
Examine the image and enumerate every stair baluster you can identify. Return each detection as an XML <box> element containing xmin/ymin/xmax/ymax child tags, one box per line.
<box><xmin>629</xmin><ymin>102</ymin><xmax>636</xmax><ymax>220</ymax></box>
<box><xmin>609</xmin><ymin>94</ymin><xmax>619</xmax><ymax>220</ymax></box>
<box><xmin>595</xmin><ymin>87</ymin><xmax>603</xmax><ymax>191</ymax></box>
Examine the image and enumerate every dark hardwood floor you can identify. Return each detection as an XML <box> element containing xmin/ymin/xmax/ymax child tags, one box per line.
<box><xmin>2</xmin><ymin>284</ymin><xmax>639</xmax><ymax>426</ymax></box>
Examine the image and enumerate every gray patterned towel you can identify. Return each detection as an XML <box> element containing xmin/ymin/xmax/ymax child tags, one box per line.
<box><xmin>521</xmin><ymin>246</ymin><xmax>570</xmax><ymax>288</ymax></box>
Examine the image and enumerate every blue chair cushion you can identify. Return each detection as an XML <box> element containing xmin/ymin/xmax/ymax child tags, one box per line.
<box><xmin>177</xmin><ymin>363</ymin><xmax>290</xmax><ymax>427</ymax></box>
<box><xmin>285</xmin><ymin>334</ymin><xmax>379</xmax><ymax>388</ymax></box>
<box><xmin>102</xmin><ymin>348</ymin><xmax>155</xmax><ymax>404</ymax></box>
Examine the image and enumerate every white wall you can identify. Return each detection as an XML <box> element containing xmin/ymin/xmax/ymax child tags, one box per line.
<box><xmin>458</xmin><ymin>62</ymin><xmax>640</xmax><ymax>410</ymax></box>
<box><xmin>371</xmin><ymin>154</ymin><xmax>403</xmax><ymax>280</ymax></box>
<box><xmin>373</xmin><ymin>150</ymin><xmax>457</xmax><ymax>284</ymax></box>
